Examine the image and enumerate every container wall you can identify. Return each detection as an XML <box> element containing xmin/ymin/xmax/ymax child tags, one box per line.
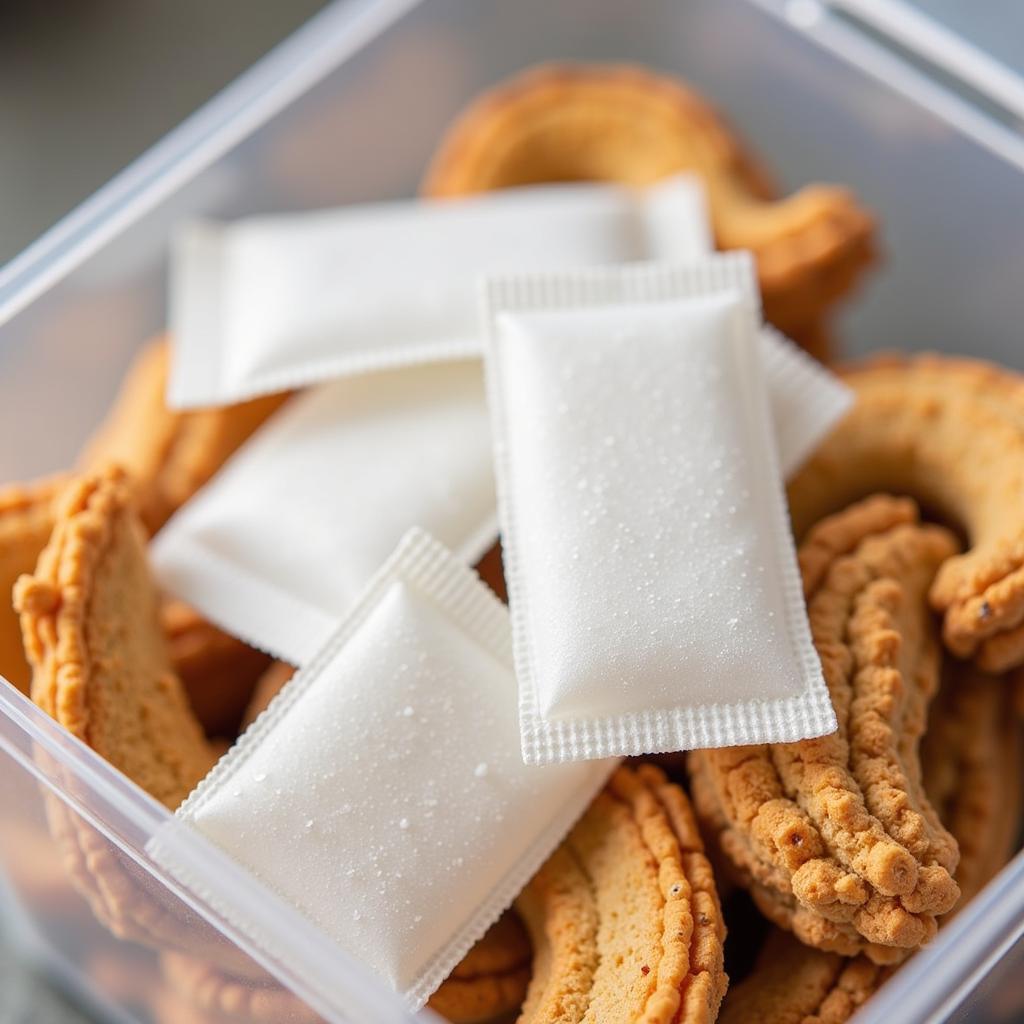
<box><xmin>0</xmin><ymin>688</ymin><xmax>337</xmax><ymax>1023</ymax></box>
<box><xmin>0</xmin><ymin>1</ymin><xmax>1021</xmax><ymax>1021</ymax></box>
<box><xmin>3</xmin><ymin>0</ymin><xmax>1024</xmax><ymax>481</ymax></box>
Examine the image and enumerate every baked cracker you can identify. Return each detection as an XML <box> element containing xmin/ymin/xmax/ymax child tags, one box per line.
<box><xmin>789</xmin><ymin>353</ymin><xmax>1024</xmax><ymax>672</ymax></box>
<box><xmin>422</xmin><ymin>62</ymin><xmax>876</xmax><ymax>350</ymax></box>
<box><xmin>690</xmin><ymin>497</ymin><xmax>960</xmax><ymax>962</ymax></box>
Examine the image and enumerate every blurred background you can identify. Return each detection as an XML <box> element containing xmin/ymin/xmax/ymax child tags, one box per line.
<box><xmin>0</xmin><ymin>1</ymin><xmax>327</xmax><ymax>266</ymax></box>
<box><xmin>1</xmin><ymin>0</ymin><xmax>1022</xmax><ymax>269</ymax></box>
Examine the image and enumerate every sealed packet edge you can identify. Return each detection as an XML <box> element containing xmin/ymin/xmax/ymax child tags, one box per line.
<box><xmin>167</xmin><ymin>221</ymin><xmax>230</xmax><ymax>409</ymax></box>
<box><xmin>480</xmin><ymin>256</ymin><xmax>838</xmax><ymax>765</ymax></box>
<box><xmin>761</xmin><ymin>324</ymin><xmax>854</xmax><ymax>477</ymax></box>
<box><xmin>175</xmin><ymin>527</ymin><xmax>615</xmax><ymax>1007</ymax></box>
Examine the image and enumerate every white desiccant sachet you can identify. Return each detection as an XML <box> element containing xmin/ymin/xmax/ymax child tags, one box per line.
<box><xmin>151</xmin><ymin>361</ymin><xmax>497</xmax><ymax>666</ymax></box>
<box><xmin>482</xmin><ymin>254</ymin><xmax>838</xmax><ymax>765</ymax></box>
<box><xmin>171</xmin><ymin>529</ymin><xmax>615</xmax><ymax>1009</ymax></box>
<box><xmin>168</xmin><ymin>175</ymin><xmax>710</xmax><ymax>408</ymax></box>
<box><xmin>760</xmin><ymin>325</ymin><xmax>852</xmax><ymax>477</ymax></box>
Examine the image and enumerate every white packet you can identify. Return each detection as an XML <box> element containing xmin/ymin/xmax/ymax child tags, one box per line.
<box><xmin>152</xmin><ymin>321</ymin><xmax>844</xmax><ymax>667</ymax></box>
<box><xmin>168</xmin><ymin>176</ymin><xmax>710</xmax><ymax>408</ymax></box>
<box><xmin>169</xmin><ymin>529</ymin><xmax>615</xmax><ymax>1009</ymax></box>
<box><xmin>482</xmin><ymin>253</ymin><xmax>838</xmax><ymax>765</ymax></box>
<box><xmin>151</xmin><ymin>361</ymin><xmax>497</xmax><ymax>666</ymax></box>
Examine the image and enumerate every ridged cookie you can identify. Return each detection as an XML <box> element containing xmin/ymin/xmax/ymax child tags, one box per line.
<box><xmin>690</xmin><ymin>497</ymin><xmax>960</xmax><ymax>962</ymax></box>
<box><xmin>789</xmin><ymin>354</ymin><xmax>1024</xmax><ymax>672</ymax></box>
<box><xmin>428</xmin><ymin>912</ymin><xmax>533</xmax><ymax>1023</ymax></box>
<box><xmin>922</xmin><ymin>664</ymin><xmax>1023</xmax><ymax>908</ymax></box>
<box><xmin>0</xmin><ymin>475</ymin><xmax>65</xmax><ymax>694</ymax></box>
<box><xmin>516</xmin><ymin>762</ymin><xmax>726</xmax><ymax>1024</ymax></box>
<box><xmin>160</xmin><ymin>951</ymin><xmax>320</xmax><ymax>1023</ymax></box>
<box><xmin>15</xmin><ymin>466</ymin><xmax>216</xmax><ymax>808</ymax></box>
<box><xmin>157</xmin><ymin>912</ymin><xmax>530</xmax><ymax>1024</ymax></box>
<box><xmin>13</xmin><ymin>468</ymin><xmax>261</xmax><ymax>971</ymax></box>
<box><xmin>423</xmin><ymin>62</ymin><xmax>876</xmax><ymax>353</ymax></box>
<box><xmin>715</xmin><ymin>653</ymin><xmax>1022</xmax><ymax>1024</ymax></box>
<box><xmin>79</xmin><ymin>337</ymin><xmax>288</xmax><ymax>534</ymax></box>
<box><xmin>718</xmin><ymin>929</ymin><xmax>889</xmax><ymax>1024</ymax></box>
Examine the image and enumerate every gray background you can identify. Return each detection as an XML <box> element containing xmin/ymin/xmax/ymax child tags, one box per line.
<box><xmin>0</xmin><ymin>1</ymin><xmax>1021</xmax><ymax>1021</ymax></box>
<box><xmin>3</xmin><ymin>1</ymin><xmax>1024</xmax><ymax>269</ymax></box>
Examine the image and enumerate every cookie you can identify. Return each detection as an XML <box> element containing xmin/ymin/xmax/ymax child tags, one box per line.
<box><xmin>13</xmin><ymin>469</ymin><xmax>258</xmax><ymax>967</ymax></box>
<box><xmin>715</xmin><ymin>656</ymin><xmax>1023</xmax><ymax>1024</ymax></box>
<box><xmin>163</xmin><ymin>600</ymin><xmax>272</xmax><ymax>738</ymax></box>
<box><xmin>157</xmin><ymin>912</ymin><xmax>530</xmax><ymax>1024</ymax></box>
<box><xmin>689</xmin><ymin>497</ymin><xmax>960</xmax><ymax>962</ymax></box>
<box><xmin>516</xmin><ymin>762</ymin><xmax>726</xmax><ymax>1024</ymax></box>
<box><xmin>717</xmin><ymin>930</ymin><xmax>889</xmax><ymax>1024</ymax></box>
<box><xmin>0</xmin><ymin>813</ymin><xmax>86</xmax><ymax>919</ymax></box>
<box><xmin>15</xmin><ymin>466</ymin><xmax>217</xmax><ymax>809</ymax></box>
<box><xmin>423</xmin><ymin>62</ymin><xmax>876</xmax><ymax>351</ymax></box>
<box><xmin>79</xmin><ymin>337</ymin><xmax>289</xmax><ymax>534</ymax></box>
<box><xmin>0</xmin><ymin>475</ymin><xmax>65</xmax><ymax>694</ymax></box>
<box><xmin>923</xmin><ymin>664</ymin><xmax>1023</xmax><ymax>907</ymax></box>
<box><xmin>788</xmin><ymin>353</ymin><xmax>1024</xmax><ymax>671</ymax></box>
<box><xmin>41</xmin><ymin>785</ymin><xmax>274</xmax><ymax>982</ymax></box>
<box><xmin>428</xmin><ymin>912</ymin><xmax>532</xmax><ymax>1023</ymax></box>
<box><xmin>240</xmin><ymin>660</ymin><xmax>295</xmax><ymax>731</ymax></box>
<box><xmin>160</xmin><ymin>951</ymin><xmax>320</xmax><ymax>1023</ymax></box>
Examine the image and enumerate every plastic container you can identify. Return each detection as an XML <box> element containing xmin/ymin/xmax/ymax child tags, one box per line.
<box><xmin>0</xmin><ymin>0</ymin><xmax>1022</xmax><ymax>1021</ymax></box>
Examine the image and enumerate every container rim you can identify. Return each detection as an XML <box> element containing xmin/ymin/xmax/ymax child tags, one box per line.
<box><xmin>749</xmin><ymin>0</ymin><xmax>1024</xmax><ymax>172</ymax></box>
<box><xmin>4</xmin><ymin>0</ymin><xmax>1024</xmax><ymax>333</ymax></box>
<box><xmin>0</xmin><ymin>0</ymin><xmax>1022</xmax><ymax>1019</ymax></box>
<box><xmin>0</xmin><ymin>681</ymin><xmax>430</xmax><ymax>1024</ymax></box>
<box><xmin>0</xmin><ymin>0</ymin><xmax>422</xmax><ymax>330</ymax></box>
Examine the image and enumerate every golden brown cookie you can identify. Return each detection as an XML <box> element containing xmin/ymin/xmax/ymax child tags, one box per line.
<box><xmin>789</xmin><ymin>354</ymin><xmax>1024</xmax><ymax>672</ymax></box>
<box><xmin>41</xmin><ymin>785</ymin><xmax>272</xmax><ymax>980</ymax></box>
<box><xmin>923</xmin><ymin>664</ymin><xmax>1023</xmax><ymax>907</ymax></box>
<box><xmin>0</xmin><ymin>475</ymin><xmax>65</xmax><ymax>694</ymax></box>
<box><xmin>0</xmin><ymin>812</ymin><xmax>86</xmax><ymax>919</ymax></box>
<box><xmin>158</xmin><ymin>913</ymin><xmax>530</xmax><ymax>1024</ymax></box>
<box><xmin>163</xmin><ymin>600</ymin><xmax>272</xmax><ymax>738</ymax></box>
<box><xmin>715</xmin><ymin>656</ymin><xmax>1023</xmax><ymax>1024</ymax></box>
<box><xmin>515</xmin><ymin>762</ymin><xmax>726</xmax><ymax>1024</ymax></box>
<box><xmin>717</xmin><ymin>930</ymin><xmax>890</xmax><ymax>1024</ymax></box>
<box><xmin>240</xmin><ymin>660</ymin><xmax>296</xmax><ymax>731</ymax></box>
<box><xmin>690</xmin><ymin>497</ymin><xmax>960</xmax><ymax>962</ymax></box>
<box><xmin>84</xmin><ymin>946</ymin><xmax>163</xmax><ymax>1014</ymax></box>
<box><xmin>423</xmin><ymin>63</ymin><xmax>876</xmax><ymax>350</ymax></box>
<box><xmin>79</xmin><ymin>336</ymin><xmax>289</xmax><ymax>534</ymax></box>
<box><xmin>15</xmin><ymin>466</ymin><xmax>216</xmax><ymax>809</ymax></box>
<box><xmin>428</xmin><ymin>912</ymin><xmax>532</xmax><ymax>1023</ymax></box>
<box><xmin>160</xmin><ymin>951</ymin><xmax>321</xmax><ymax>1023</ymax></box>
<box><xmin>13</xmin><ymin>469</ymin><xmax>252</xmax><ymax>968</ymax></box>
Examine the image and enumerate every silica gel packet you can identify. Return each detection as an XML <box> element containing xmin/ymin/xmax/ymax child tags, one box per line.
<box><xmin>169</xmin><ymin>529</ymin><xmax>615</xmax><ymax>1008</ymax></box>
<box><xmin>482</xmin><ymin>254</ymin><xmax>838</xmax><ymax>765</ymax></box>
<box><xmin>152</xmin><ymin>361</ymin><xmax>496</xmax><ymax>666</ymax></box>
<box><xmin>152</xmin><ymin>325</ymin><xmax>846</xmax><ymax>668</ymax></box>
<box><xmin>169</xmin><ymin>176</ymin><xmax>710</xmax><ymax>408</ymax></box>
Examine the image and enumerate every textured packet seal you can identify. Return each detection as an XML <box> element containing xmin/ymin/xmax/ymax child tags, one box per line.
<box><xmin>152</xmin><ymin>361</ymin><xmax>497</xmax><ymax>665</ymax></box>
<box><xmin>760</xmin><ymin>325</ymin><xmax>852</xmax><ymax>475</ymax></box>
<box><xmin>168</xmin><ymin>176</ymin><xmax>709</xmax><ymax>409</ymax></box>
<box><xmin>169</xmin><ymin>528</ymin><xmax>616</xmax><ymax>1009</ymax></box>
<box><xmin>482</xmin><ymin>254</ymin><xmax>837</xmax><ymax>765</ymax></box>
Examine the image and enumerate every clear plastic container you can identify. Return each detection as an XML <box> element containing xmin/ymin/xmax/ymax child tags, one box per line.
<box><xmin>0</xmin><ymin>0</ymin><xmax>1022</xmax><ymax>1021</ymax></box>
